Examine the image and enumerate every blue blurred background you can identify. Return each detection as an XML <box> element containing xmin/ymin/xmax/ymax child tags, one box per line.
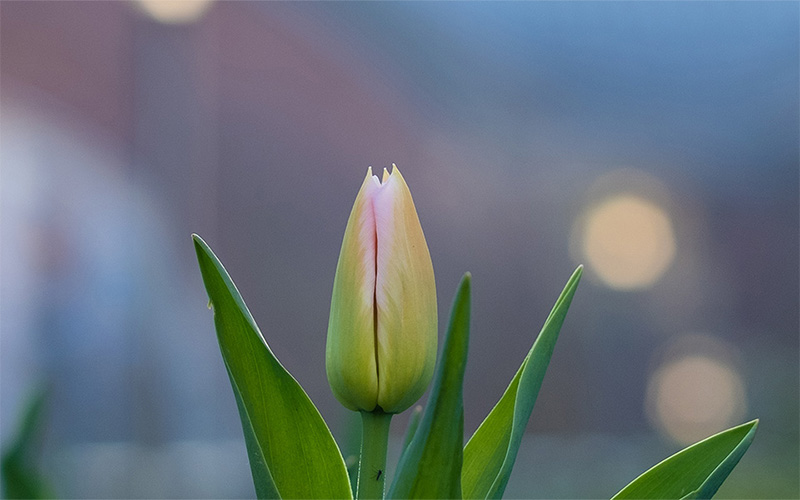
<box><xmin>1</xmin><ymin>1</ymin><xmax>797</xmax><ymax>498</ymax></box>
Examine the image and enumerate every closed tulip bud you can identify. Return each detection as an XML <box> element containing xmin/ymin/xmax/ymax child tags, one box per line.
<box><xmin>326</xmin><ymin>165</ymin><xmax>437</xmax><ymax>414</ymax></box>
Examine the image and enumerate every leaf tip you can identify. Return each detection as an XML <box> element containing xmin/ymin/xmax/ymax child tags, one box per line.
<box><xmin>192</xmin><ymin>233</ymin><xmax>206</xmax><ymax>250</ymax></box>
<box><xmin>192</xmin><ymin>234</ymin><xmax>216</xmax><ymax>264</ymax></box>
<box><xmin>453</xmin><ymin>272</ymin><xmax>471</xmax><ymax>297</ymax></box>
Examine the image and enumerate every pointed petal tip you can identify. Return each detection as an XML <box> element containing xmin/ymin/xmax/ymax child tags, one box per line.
<box><xmin>382</xmin><ymin>167</ymin><xmax>390</xmax><ymax>183</ymax></box>
<box><xmin>386</xmin><ymin>165</ymin><xmax>408</xmax><ymax>189</ymax></box>
<box><xmin>364</xmin><ymin>166</ymin><xmax>382</xmax><ymax>186</ymax></box>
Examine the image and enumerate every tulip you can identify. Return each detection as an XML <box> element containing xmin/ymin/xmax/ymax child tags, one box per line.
<box><xmin>326</xmin><ymin>165</ymin><xmax>437</xmax><ymax>414</ymax></box>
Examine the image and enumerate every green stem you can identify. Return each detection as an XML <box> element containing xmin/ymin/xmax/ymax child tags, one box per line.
<box><xmin>357</xmin><ymin>409</ymin><xmax>392</xmax><ymax>499</ymax></box>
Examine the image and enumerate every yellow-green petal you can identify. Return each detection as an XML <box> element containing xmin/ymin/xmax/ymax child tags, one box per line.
<box><xmin>327</xmin><ymin>165</ymin><xmax>438</xmax><ymax>414</ymax></box>
<box><xmin>326</xmin><ymin>168</ymin><xmax>380</xmax><ymax>411</ymax></box>
<box><xmin>373</xmin><ymin>166</ymin><xmax>437</xmax><ymax>413</ymax></box>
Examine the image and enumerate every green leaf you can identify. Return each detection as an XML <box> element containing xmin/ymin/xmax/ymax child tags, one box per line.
<box><xmin>193</xmin><ymin>234</ymin><xmax>352</xmax><ymax>500</ymax></box>
<box><xmin>612</xmin><ymin>420</ymin><xmax>759</xmax><ymax>500</ymax></box>
<box><xmin>387</xmin><ymin>273</ymin><xmax>472</xmax><ymax>499</ymax></box>
<box><xmin>462</xmin><ymin>266</ymin><xmax>583</xmax><ymax>500</ymax></box>
<box><xmin>1</xmin><ymin>388</ymin><xmax>54</xmax><ymax>499</ymax></box>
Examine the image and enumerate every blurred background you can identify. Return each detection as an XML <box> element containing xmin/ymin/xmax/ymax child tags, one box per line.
<box><xmin>1</xmin><ymin>1</ymin><xmax>797</xmax><ymax>498</ymax></box>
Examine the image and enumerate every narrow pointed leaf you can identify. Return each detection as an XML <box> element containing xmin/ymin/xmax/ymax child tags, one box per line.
<box><xmin>387</xmin><ymin>274</ymin><xmax>471</xmax><ymax>499</ymax></box>
<box><xmin>228</xmin><ymin>371</ymin><xmax>280</xmax><ymax>499</ymax></box>
<box><xmin>193</xmin><ymin>234</ymin><xmax>352</xmax><ymax>500</ymax></box>
<box><xmin>1</xmin><ymin>389</ymin><xmax>54</xmax><ymax>499</ymax></box>
<box><xmin>612</xmin><ymin>420</ymin><xmax>759</xmax><ymax>500</ymax></box>
<box><xmin>462</xmin><ymin>266</ymin><xmax>583</xmax><ymax>499</ymax></box>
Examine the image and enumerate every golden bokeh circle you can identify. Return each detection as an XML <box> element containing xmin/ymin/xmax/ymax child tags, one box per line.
<box><xmin>135</xmin><ymin>0</ymin><xmax>214</xmax><ymax>24</ymax></box>
<box><xmin>580</xmin><ymin>194</ymin><xmax>676</xmax><ymax>290</ymax></box>
<box><xmin>646</xmin><ymin>354</ymin><xmax>747</xmax><ymax>445</ymax></box>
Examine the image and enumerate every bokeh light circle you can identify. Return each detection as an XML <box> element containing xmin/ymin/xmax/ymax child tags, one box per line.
<box><xmin>579</xmin><ymin>194</ymin><xmax>676</xmax><ymax>290</ymax></box>
<box><xmin>646</xmin><ymin>352</ymin><xmax>747</xmax><ymax>445</ymax></box>
<box><xmin>135</xmin><ymin>0</ymin><xmax>214</xmax><ymax>24</ymax></box>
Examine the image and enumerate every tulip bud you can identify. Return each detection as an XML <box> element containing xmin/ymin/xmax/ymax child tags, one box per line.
<box><xmin>326</xmin><ymin>165</ymin><xmax>437</xmax><ymax>414</ymax></box>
